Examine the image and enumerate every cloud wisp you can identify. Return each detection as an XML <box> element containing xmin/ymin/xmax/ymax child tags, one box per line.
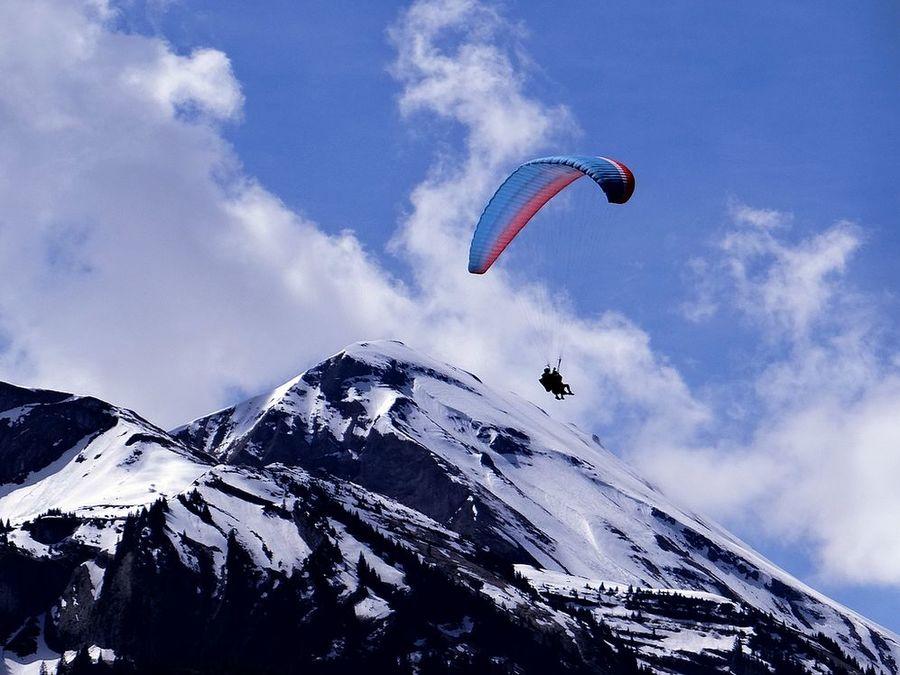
<box><xmin>386</xmin><ymin>0</ymin><xmax>710</xmax><ymax>444</ymax></box>
<box><xmin>643</xmin><ymin>204</ymin><xmax>900</xmax><ymax>585</ymax></box>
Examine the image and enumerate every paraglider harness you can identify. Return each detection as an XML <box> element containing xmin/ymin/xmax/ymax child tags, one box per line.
<box><xmin>539</xmin><ymin>358</ymin><xmax>574</xmax><ymax>400</ymax></box>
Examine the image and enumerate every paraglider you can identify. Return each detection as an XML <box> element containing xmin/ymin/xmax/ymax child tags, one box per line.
<box><xmin>467</xmin><ymin>155</ymin><xmax>634</xmax><ymax>275</ymax></box>
<box><xmin>468</xmin><ymin>154</ymin><xmax>635</xmax><ymax>400</ymax></box>
<box><xmin>539</xmin><ymin>366</ymin><xmax>574</xmax><ymax>400</ymax></box>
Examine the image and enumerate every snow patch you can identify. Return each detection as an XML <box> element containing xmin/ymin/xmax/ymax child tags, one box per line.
<box><xmin>354</xmin><ymin>593</ymin><xmax>392</xmax><ymax>621</ymax></box>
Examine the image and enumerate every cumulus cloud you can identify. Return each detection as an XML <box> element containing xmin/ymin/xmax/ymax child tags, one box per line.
<box><xmin>0</xmin><ymin>0</ymin><xmax>414</xmax><ymax>422</ymax></box>
<box><xmin>758</xmin><ymin>376</ymin><xmax>900</xmax><ymax>584</ymax></box>
<box><xmin>0</xmin><ymin>0</ymin><xmax>705</xmax><ymax>465</ymax></box>
<box><xmin>722</xmin><ymin>219</ymin><xmax>862</xmax><ymax>343</ymax></box>
<box><xmin>124</xmin><ymin>47</ymin><xmax>244</xmax><ymax>121</ymax></box>
<box><xmin>682</xmin><ymin>204</ymin><xmax>862</xmax><ymax>341</ymax></box>
<box><xmin>639</xmin><ymin>204</ymin><xmax>900</xmax><ymax>585</ymax></box>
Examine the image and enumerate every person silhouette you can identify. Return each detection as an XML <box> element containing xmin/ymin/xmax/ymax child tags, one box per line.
<box><xmin>539</xmin><ymin>367</ymin><xmax>554</xmax><ymax>392</ymax></box>
<box><xmin>539</xmin><ymin>366</ymin><xmax>574</xmax><ymax>399</ymax></box>
<box><xmin>549</xmin><ymin>368</ymin><xmax>573</xmax><ymax>399</ymax></box>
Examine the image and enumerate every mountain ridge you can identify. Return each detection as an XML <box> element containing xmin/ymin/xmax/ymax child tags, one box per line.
<box><xmin>1</xmin><ymin>340</ymin><xmax>897</xmax><ymax>674</ymax></box>
<box><xmin>174</xmin><ymin>342</ymin><xmax>899</xmax><ymax>646</ymax></box>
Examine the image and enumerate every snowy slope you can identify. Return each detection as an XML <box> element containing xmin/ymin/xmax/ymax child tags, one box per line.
<box><xmin>2</xmin><ymin>457</ymin><xmax>600</xmax><ymax>674</ymax></box>
<box><xmin>175</xmin><ymin>340</ymin><xmax>900</xmax><ymax>672</ymax></box>
<box><xmin>2</xmin><ymin>343</ymin><xmax>899</xmax><ymax>673</ymax></box>
<box><xmin>0</xmin><ymin>386</ymin><xmax>208</xmax><ymax>526</ymax></box>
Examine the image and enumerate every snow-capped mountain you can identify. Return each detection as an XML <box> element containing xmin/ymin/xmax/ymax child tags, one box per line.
<box><xmin>0</xmin><ymin>383</ymin><xmax>208</xmax><ymax>526</ymax></box>
<box><xmin>1</xmin><ymin>342</ymin><xmax>898</xmax><ymax>674</ymax></box>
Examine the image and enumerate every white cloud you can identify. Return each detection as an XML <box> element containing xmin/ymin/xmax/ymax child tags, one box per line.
<box><xmin>0</xmin><ymin>0</ymin><xmax>706</xmax><ymax>464</ymax></box>
<box><xmin>729</xmin><ymin>202</ymin><xmax>790</xmax><ymax>230</ymax></box>
<box><xmin>679</xmin><ymin>257</ymin><xmax>718</xmax><ymax>323</ymax></box>
<box><xmin>123</xmin><ymin>47</ymin><xmax>244</xmax><ymax>121</ymax></box>
<box><xmin>389</xmin><ymin>0</ymin><xmax>574</xmax><ymax>258</ymax></box>
<box><xmin>638</xmin><ymin>204</ymin><xmax>900</xmax><ymax>585</ymax></box>
<box><xmin>722</xmin><ymin>218</ymin><xmax>862</xmax><ymax>342</ymax></box>
<box><xmin>759</xmin><ymin>376</ymin><xmax>900</xmax><ymax>584</ymax></box>
<box><xmin>0</xmin><ymin>0</ymin><xmax>415</xmax><ymax>422</ymax></box>
<box><xmin>681</xmin><ymin>204</ymin><xmax>863</xmax><ymax>343</ymax></box>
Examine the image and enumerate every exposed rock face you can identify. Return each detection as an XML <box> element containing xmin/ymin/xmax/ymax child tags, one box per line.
<box><xmin>1</xmin><ymin>341</ymin><xmax>898</xmax><ymax>674</ymax></box>
<box><xmin>0</xmin><ymin>383</ymin><xmax>117</xmax><ymax>485</ymax></box>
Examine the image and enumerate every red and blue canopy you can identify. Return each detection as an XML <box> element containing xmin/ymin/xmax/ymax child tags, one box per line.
<box><xmin>468</xmin><ymin>155</ymin><xmax>635</xmax><ymax>274</ymax></box>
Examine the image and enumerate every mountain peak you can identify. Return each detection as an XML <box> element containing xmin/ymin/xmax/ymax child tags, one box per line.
<box><xmin>0</xmin><ymin>381</ymin><xmax>207</xmax><ymax>525</ymax></box>
<box><xmin>169</xmin><ymin>341</ymin><xmax>899</xmax><ymax>672</ymax></box>
<box><xmin>3</xmin><ymin>344</ymin><xmax>898</xmax><ymax>673</ymax></box>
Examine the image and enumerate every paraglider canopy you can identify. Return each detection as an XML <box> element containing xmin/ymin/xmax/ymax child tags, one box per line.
<box><xmin>468</xmin><ymin>155</ymin><xmax>635</xmax><ymax>274</ymax></box>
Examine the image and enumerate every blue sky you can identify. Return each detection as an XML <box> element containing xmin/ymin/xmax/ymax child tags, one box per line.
<box><xmin>136</xmin><ymin>2</ymin><xmax>900</xmax><ymax>626</ymax></box>
<box><xmin>145</xmin><ymin>0</ymin><xmax>899</xmax><ymax>390</ymax></box>
<box><xmin>0</xmin><ymin>1</ymin><xmax>897</xmax><ymax>630</ymax></box>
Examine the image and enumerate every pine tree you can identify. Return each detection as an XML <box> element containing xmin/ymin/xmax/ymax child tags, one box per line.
<box><xmin>65</xmin><ymin>646</ymin><xmax>93</xmax><ymax>675</ymax></box>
